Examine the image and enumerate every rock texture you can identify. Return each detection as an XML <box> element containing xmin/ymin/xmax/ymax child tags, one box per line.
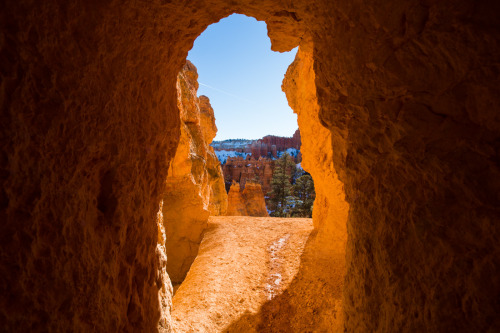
<box><xmin>226</xmin><ymin>181</ymin><xmax>248</xmax><ymax>216</ymax></box>
<box><xmin>283</xmin><ymin>48</ymin><xmax>350</xmax><ymax>330</ymax></box>
<box><xmin>212</xmin><ymin>130</ymin><xmax>301</xmax><ymax>160</ymax></box>
<box><xmin>200</xmin><ymin>96</ymin><xmax>228</xmax><ymax>216</ymax></box>
<box><xmin>162</xmin><ymin>61</ymin><xmax>227</xmax><ymax>285</ymax></box>
<box><xmin>242</xmin><ymin>182</ymin><xmax>269</xmax><ymax>217</ymax></box>
<box><xmin>226</xmin><ymin>181</ymin><xmax>269</xmax><ymax>217</ymax></box>
<box><xmin>172</xmin><ymin>216</ymin><xmax>317</xmax><ymax>332</ymax></box>
<box><xmin>2</xmin><ymin>0</ymin><xmax>499</xmax><ymax>332</ymax></box>
<box><xmin>222</xmin><ymin>156</ymin><xmax>274</xmax><ymax>193</ymax></box>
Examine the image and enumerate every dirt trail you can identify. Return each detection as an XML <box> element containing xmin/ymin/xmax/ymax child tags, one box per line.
<box><xmin>171</xmin><ymin>216</ymin><xmax>317</xmax><ymax>332</ymax></box>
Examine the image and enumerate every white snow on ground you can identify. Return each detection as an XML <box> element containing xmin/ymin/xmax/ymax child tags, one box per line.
<box><xmin>211</xmin><ymin>139</ymin><xmax>253</xmax><ymax>150</ymax></box>
<box><xmin>214</xmin><ymin>150</ymin><xmax>249</xmax><ymax>164</ymax></box>
<box><xmin>277</xmin><ymin>148</ymin><xmax>299</xmax><ymax>158</ymax></box>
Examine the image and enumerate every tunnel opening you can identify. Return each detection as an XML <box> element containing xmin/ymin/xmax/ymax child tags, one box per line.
<box><xmin>3</xmin><ymin>1</ymin><xmax>499</xmax><ymax>332</ymax></box>
<box><xmin>160</xmin><ymin>14</ymin><xmax>349</xmax><ymax>332</ymax></box>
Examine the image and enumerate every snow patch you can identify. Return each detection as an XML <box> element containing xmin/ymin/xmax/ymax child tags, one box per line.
<box><xmin>277</xmin><ymin>148</ymin><xmax>299</xmax><ymax>158</ymax></box>
<box><xmin>214</xmin><ymin>150</ymin><xmax>249</xmax><ymax>164</ymax></box>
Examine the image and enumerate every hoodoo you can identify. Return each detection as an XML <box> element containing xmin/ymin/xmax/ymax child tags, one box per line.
<box><xmin>226</xmin><ymin>181</ymin><xmax>269</xmax><ymax>217</ymax></box>
<box><xmin>1</xmin><ymin>0</ymin><xmax>499</xmax><ymax>332</ymax></box>
<box><xmin>226</xmin><ymin>181</ymin><xmax>248</xmax><ymax>216</ymax></box>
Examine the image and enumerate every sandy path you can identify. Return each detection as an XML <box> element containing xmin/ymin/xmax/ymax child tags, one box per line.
<box><xmin>171</xmin><ymin>216</ymin><xmax>314</xmax><ymax>332</ymax></box>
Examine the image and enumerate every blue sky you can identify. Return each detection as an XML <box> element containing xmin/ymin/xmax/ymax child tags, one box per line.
<box><xmin>187</xmin><ymin>14</ymin><xmax>298</xmax><ymax>141</ymax></box>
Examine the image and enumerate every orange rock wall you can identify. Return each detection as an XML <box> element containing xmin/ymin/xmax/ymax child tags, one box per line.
<box><xmin>200</xmin><ymin>96</ymin><xmax>228</xmax><ymax>216</ymax></box>
<box><xmin>1</xmin><ymin>0</ymin><xmax>499</xmax><ymax>331</ymax></box>
<box><xmin>162</xmin><ymin>62</ymin><xmax>227</xmax><ymax>284</ymax></box>
<box><xmin>282</xmin><ymin>47</ymin><xmax>350</xmax><ymax>330</ymax></box>
<box><xmin>283</xmin><ymin>49</ymin><xmax>349</xmax><ymax>253</ymax></box>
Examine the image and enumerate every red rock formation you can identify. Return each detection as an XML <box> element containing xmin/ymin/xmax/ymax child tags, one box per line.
<box><xmin>222</xmin><ymin>156</ymin><xmax>274</xmax><ymax>194</ymax></box>
<box><xmin>226</xmin><ymin>181</ymin><xmax>248</xmax><ymax>216</ymax></box>
<box><xmin>242</xmin><ymin>183</ymin><xmax>269</xmax><ymax>217</ymax></box>
<box><xmin>162</xmin><ymin>62</ymin><xmax>227</xmax><ymax>284</ymax></box>
<box><xmin>261</xmin><ymin>129</ymin><xmax>301</xmax><ymax>152</ymax></box>
<box><xmin>213</xmin><ymin>130</ymin><xmax>301</xmax><ymax>160</ymax></box>
<box><xmin>226</xmin><ymin>181</ymin><xmax>269</xmax><ymax>217</ymax></box>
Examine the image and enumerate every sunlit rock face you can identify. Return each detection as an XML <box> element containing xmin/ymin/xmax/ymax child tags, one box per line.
<box><xmin>243</xmin><ymin>182</ymin><xmax>269</xmax><ymax>217</ymax></box>
<box><xmin>222</xmin><ymin>156</ymin><xmax>274</xmax><ymax>193</ymax></box>
<box><xmin>284</xmin><ymin>49</ymin><xmax>349</xmax><ymax>251</ymax></box>
<box><xmin>200</xmin><ymin>96</ymin><xmax>228</xmax><ymax>216</ymax></box>
<box><xmin>2</xmin><ymin>0</ymin><xmax>499</xmax><ymax>331</ymax></box>
<box><xmin>226</xmin><ymin>181</ymin><xmax>268</xmax><ymax>217</ymax></box>
<box><xmin>226</xmin><ymin>181</ymin><xmax>248</xmax><ymax>216</ymax></box>
<box><xmin>162</xmin><ymin>61</ymin><xmax>227</xmax><ymax>285</ymax></box>
<box><xmin>282</xmin><ymin>47</ymin><xmax>350</xmax><ymax>331</ymax></box>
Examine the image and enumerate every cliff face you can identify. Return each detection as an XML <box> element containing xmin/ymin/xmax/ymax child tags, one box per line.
<box><xmin>200</xmin><ymin>96</ymin><xmax>228</xmax><ymax>216</ymax></box>
<box><xmin>226</xmin><ymin>181</ymin><xmax>269</xmax><ymax>217</ymax></box>
<box><xmin>213</xmin><ymin>130</ymin><xmax>301</xmax><ymax>160</ymax></box>
<box><xmin>2</xmin><ymin>1</ymin><xmax>499</xmax><ymax>332</ymax></box>
<box><xmin>222</xmin><ymin>156</ymin><xmax>274</xmax><ymax>194</ymax></box>
<box><xmin>283</xmin><ymin>49</ymin><xmax>349</xmax><ymax>248</ymax></box>
<box><xmin>162</xmin><ymin>61</ymin><xmax>227</xmax><ymax>284</ymax></box>
<box><xmin>282</xmin><ymin>48</ymin><xmax>350</xmax><ymax>329</ymax></box>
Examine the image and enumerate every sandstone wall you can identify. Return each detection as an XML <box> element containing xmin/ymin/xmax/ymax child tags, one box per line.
<box><xmin>162</xmin><ymin>62</ymin><xmax>227</xmax><ymax>285</ymax></box>
<box><xmin>281</xmin><ymin>48</ymin><xmax>349</xmax><ymax>330</ymax></box>
<box><xmin>200</xmin><ymin>96</ymin><xmax>228</xmax><ymax>216</ymax></box>
<box><xmin>1</xmin><ymin>0</ymin><xmax>499</xmax><ymax>332</ymax></box>
<box><xmin>309</xmin><ymin>2</ymin><xmax>500</xmax><ymax>331</ymax></box>
<box><xmin>283</xmin><ymin>49</ymin><xmax>349</xmax><ymax>257</ymax></box>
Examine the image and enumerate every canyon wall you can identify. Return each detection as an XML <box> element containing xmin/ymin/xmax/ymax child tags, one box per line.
<box><xmin>222</xmin><ymin>156</ymin><xmax>274</xmax><ymax>193</ymax></box>
<box><xmin>283</xmin><ymin>49</ymin><xmax>349</xmax><ymax>250</ymax></box>
<box><xmin>281</xmin><ymin>48</ymin><xmax>350</xmax><ymax>330</ymax></box>
<box><xmin>249</xmin><ymin>129</ymin><xmax>301</xmax><ymax>159</ymax></box>
<box><xmin>200</xmin><ymin>96</ymin><xmax>228</xmax><ymax>216</ymax></box>
<box><xmin>212</xmin><ymin>129</ymin><xmax>301</xmax><ymax>160</ymax></box>
<box><xmin>1</xmin><ymin>0</ymin><xmax>499</xmax><ymax>332</ymax></box>
<box><xmin>162</xmin><ymin>62</ymin><xmax>227</xmax><ymax>285</ymax></box>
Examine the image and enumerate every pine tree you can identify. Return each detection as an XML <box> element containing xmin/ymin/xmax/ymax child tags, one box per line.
<box><xmin>292</xmin><ymin>174</ymin><xmax>315</xmax><ymax>217</ymax></box>
<box><xmin>267</xmin><ymin>153</ymin><xmax>296</xmax><ymax>217</ymax></box>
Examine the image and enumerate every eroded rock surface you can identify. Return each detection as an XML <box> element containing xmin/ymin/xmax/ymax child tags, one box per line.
<box><xmin>172</xmin><ymin>216</ymin><xmax>319</xmax><ymax>333</ymax></box>
<box><xmin>226</xmin><ymin>181</ymin><xmax>248</xmax><ymax>216</ymax></box>
<box><xmin>162</xmin><ymin>61</ymin><xmax>227</xmax><ymax>284</ymax></box>
<box><xmin>212</xmin><ymin>130</ymin><xmax>301</xmax><ymax>160</ymax></box>
<box><xmin>2</xmin><ymin>0</ymin><xmax>499</xmax><ymax>332</ymax></box>
<box><xmin>226</xmin><ymin>181</ymin><xmax>269</xmax><ymax>217</ymax></box>
<box><xmin>222</xmin><ymin>156</ymin><xmax>274</xmax><ymax>193</ymax></box>
<box><xmin>242</xmin><ymin>182</ymin><xmax>269</xmax><ymax>217</ymax></box>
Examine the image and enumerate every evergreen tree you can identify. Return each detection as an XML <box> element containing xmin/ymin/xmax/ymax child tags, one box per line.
<box><xmin>267</xmin><ymin>153</ymin><xmax>296</xmax><ymax>217</ymax></box>
<box><xmin>292</xmin><ymin>174</ymin><xmax>315</xmax><ymax>217</ymax></box>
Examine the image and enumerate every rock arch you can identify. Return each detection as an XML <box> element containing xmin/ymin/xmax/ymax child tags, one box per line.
<box><xmin>1</xmin><ymin>0</ymin><xmax>499</xmax><ymax>332</ymax></box>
